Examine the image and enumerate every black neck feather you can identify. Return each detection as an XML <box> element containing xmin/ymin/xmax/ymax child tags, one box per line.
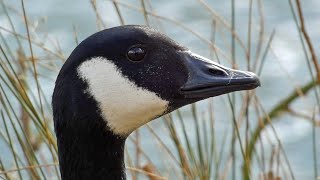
<box><xmin>56</xmin><ymin>122</ymin><xmax>126</xmax><ymax>180</ymax></box>
<box><xmin>53</xmin><ymin>73</ymin><xmax>127</xmax><ymax>180</ymax></box>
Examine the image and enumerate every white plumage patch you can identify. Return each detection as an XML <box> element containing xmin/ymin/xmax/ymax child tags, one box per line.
<box><xmin>77</xmin><ymin>57</ymin><xmax>169</xmax><ymax>136</ymax></box>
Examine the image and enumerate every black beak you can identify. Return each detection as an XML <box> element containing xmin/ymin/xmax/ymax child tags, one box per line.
<box><xmin>179</xmin><ymin>51</ymin><xmax>260</xmax><ymax>99</ymax></box>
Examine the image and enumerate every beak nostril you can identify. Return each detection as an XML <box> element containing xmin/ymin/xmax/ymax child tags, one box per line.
<box><xmin>208</xmin><ymin>68</ymin><xmax>227</xmax><ymax>77</ymax></box>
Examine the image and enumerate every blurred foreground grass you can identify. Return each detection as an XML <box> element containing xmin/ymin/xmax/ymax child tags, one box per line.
<box><xmin>0</xmin><ymin>0</ymin><xmax>319</xmax><ymax>179</ymax></box>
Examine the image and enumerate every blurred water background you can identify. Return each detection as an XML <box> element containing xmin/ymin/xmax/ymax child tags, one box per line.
<box><xmin>0</xmin><ymin>0</ymin><xmax>319</xmax><ymax>179</ymax></box>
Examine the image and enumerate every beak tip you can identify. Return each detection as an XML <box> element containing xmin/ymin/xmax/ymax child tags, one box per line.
<box><xmin>251</xmin><ymin>73</ymin><xmax>261</xmax><ymax>87</ymax></box>
<box><xmin>250</xmin><ymin>72</ymin><xmax>261</xmax><ymax>88</ymax></box>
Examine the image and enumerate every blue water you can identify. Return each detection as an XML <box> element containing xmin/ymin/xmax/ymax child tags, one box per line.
<box><xmin>0</xmin><ymin>0</ymin><xmax>319</xmax><ymax>179</ymax></box>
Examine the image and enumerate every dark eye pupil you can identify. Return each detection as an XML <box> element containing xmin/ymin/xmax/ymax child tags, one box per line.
<box><xmin>127</xmin><ymin>47</ymin><xmax>146</xmax><ymax>61</ymax></box>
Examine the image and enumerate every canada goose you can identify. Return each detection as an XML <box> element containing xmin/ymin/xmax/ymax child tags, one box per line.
<box><xmin>52</xmin><ymin>25</ymin><xmax>260</xmax><ymax>180</ymax></box>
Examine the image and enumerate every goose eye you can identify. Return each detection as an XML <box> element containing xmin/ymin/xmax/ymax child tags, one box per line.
<box><xmin>127</xmin><ymin>47</ymin><xmax>146</xmax><ymax>61</ymax></box>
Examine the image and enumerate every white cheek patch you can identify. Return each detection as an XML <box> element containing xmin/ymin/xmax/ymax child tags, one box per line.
<box><xmin>77</xmin><ymin>57</ymin><xmax>169</xmax><ymax>136</ymax></box>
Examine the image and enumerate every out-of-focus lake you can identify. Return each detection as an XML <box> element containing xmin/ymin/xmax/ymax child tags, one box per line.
<box><xmin>0</xmin><ymin>0</ymin><xmax>319</xmax><ymax>179</ymax></box>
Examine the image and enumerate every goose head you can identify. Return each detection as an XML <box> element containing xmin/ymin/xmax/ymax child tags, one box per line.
<box><xmin>52</xmin><ymin>25</ymin><xmax>260</xmax><ymax>179</ymax></box>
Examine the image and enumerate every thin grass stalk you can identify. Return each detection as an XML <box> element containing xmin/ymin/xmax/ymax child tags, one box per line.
<box><xmin>230</xmin><ymin>1</ymin><xmax>237</xmax><ymax>178</ymax></box>
<box><xmin>222</xmin><ymin>149</ymin><xmax>235</xmax><ymax>180</ymax></box>
<box><xmin>134</xmin><ymin>130</ymin><xmax>140</xmax><ymax>180</ymax></box>
<box><xmin>5</xmin><ymin>112</ymin><xmax>43</xmax><ymax>179</ymax></box>
<box><xmin>0</xmin><ymin>0</ymin><xmax>23</xmax><ymax>50</ymax></box>
<box><xmin>268</xmin><ymin>146</ymin><xmax>275</xmax><ymax>177</ymax></box>
<box><xmin>20</xmin><ymin>0</ymin><xmax>45</xmax><ymax>120</ymax></box>
<box><xmin>244</xmin><ymin>1</ymin><xmax>320</xmax><ymax>174</ymax></box>
<box><xmin>246</xmin><ymin>0</ymin><xmax>253</xmax><ymax>70</ymax></box>
<box><xmin>0</xmin><ymin>163</ymin><xmax>58</xmax><ymax>177</ymax></box>
<box><xmin>145</xmin><ymin>125</ymin><xmax>180</xmax><ymax>165</ymax></box>
<box><xmin>1</xmin><ymin>56</ymin><xmax>49</xmax><ymax>137</ymax></box>
<box><xmin>0</xmin><ymin>157</ymin><xmax>10</xmax><ymax>180</ymax></box>
<box><xmin>126</xmin><ymin>167</ymin><xmax>167</xmax><ymax>180</ymax></box>
<box><xmin>0</xmin><ymin>86</ymin><xmax>46</xmax><ymax>179</ymax></box>
<box><xmin>254</xmin><ymin>96</ymin><xmax>295</xmax><ymax>180</ymax></box>
<box><xmin>0</xmin><ymin>45</ymin><xmax>32</xmax><ymax>109</ymax></box>
<box><xmin>312</xmin><ymin>108</ymin><xmax>318</xmax><ymax>179</ymax></box>
<box><xmin>253</xmin><ymin>0</ymin><xmax>265</xmax><ymax>69</ymax></box>
<box><xmin>125</xmin><ymin>148</ymin><xmax>136</xmax><ymax>180</ymax></box>
<box><xmin>243</xmin><ymin>80</ymin><xmax>318</xmax><ymax>179</ymax></box>
<box><xmin>90</xmin><ymin>0</ymin><xmax>106</xmax><ymax>30</ymax></box>
<box><xmin>0</xmin><ymin>56</ymin><xmax>57</xmax><ymax>149</ymax></box>
<box><xmin>128</xmin><ymin>136</ymin><xmax>155</xmax><ymax>166</ymax></box>
<box><xmin>0</xmin><ymin>71</ymin><xmax>47</xmax><ymax>140</ymax></box>
<box><xmin>145</xmin><ymin>124</ymin><xmax>192</xmax><ymax>178</ymax></box>
<box><xmin>36</xmin><ymin>84</ymin><xmax>52</xmax><ymax>113</ymax></box>
<box><xmin>294</xmin><ymin>0</ymin><xmax>320</xmax><ymax>81</ymax></box>
<box><xmin>112</xmin><ymin>1</ymin><xmax>125</xmax><ymax>25</ymax></box>
<box><xmin>286</xmin><ymin>108</ymin><xmax>320</xmax><ymax>125</ymax></box>
<box><xmin>1</xmin><ymin>110</ymin><xmax>23</xmax><ymax>180</ymax></box>
<box><xmin>227</xmin><ymin>94</ymin><xmax>249</xmax><ymax>179</ymax></box>
<box><xmin>176</xmin><ymin>110</ymin><xmax>197</xmax><ymax>170</ymax></box>
<box><xmin>276</xmin><ymin>146</ymin><xmax>281</xmax><ymax>178</ymax></box>
<box><xmin>0</xmin><ymin>74</ymin><xmax>44</xmax><ymax>136</ymax></box>
<box><xmin>231</xmin><ymin>0</ymin><xmax>236</xmax><ymax>68</ymax></box>
<box><xmin>253</xmin><ymin>100</ymin><xmax>266</xmax><ymax>175</ymax></box>
<box><xmin>216</xmin><ymin>122</ymin><xmax>230</xmax><ymax>180</ymax></box>
<box><xmin>163</xmin><ymin>115</ymin><xmax>192</xmax><ymax>179</ymax></box>
<box><xmin>207</xmin><ymin>100</ymin><xmax>217</xmax><ymax>178</ymax></box>
<box><xmin>0</xmin><ymin>51</ymin><xmax>58</xmax><ymax>162</ymax></box>
<box><xmin>0</xmin><ymin>118</ymin><xmax>25</xmax><ymax>166</ymax></box>
<box><xmin>244</xmin><ymin>93</ymin><xmax>251</xmax><ymax>176</ymax></box>
<box><xmin>0</xmin><ymin>32</ymin><xmax>15</xmax><ymax>62</ymax></box>
<box><xmin>191</xmin><ymin>104</ymin><xmax>205</xmax><ymax>178</ymax></box>
<box><xmin>0</xmin><ymin>26</ymin><xmax>65</xmax><ymax>60</ymax></box>
<box><xmin>288</xmin><ymin>0</ymin><xmax>320</xmax><ymax>106</ymax></box>
<box><xmin>196</xmin><ymin>0</ymin><xmax>249</xmax><ymax>58</ymax></box>
<box><xmin>257</xmin><ymin>29</ymin><xmax>275</xmax><ymax>75</ymax></box>
<box><xmin>209</xmin><ymin>19</ymin><xmax>221</xmax><ymax>64</ymax></box>
<box><xmin>145</xmin><ymin>0</ymin><xmax>166</xmax><ymax>32</ymax></box>
<box><xmin>72</xmin><ymin>25</ymin><xmax>79</xmax><ymax>45</ymax></box>
<box><xmin>140</xmin><ymin>0</ymin><xmax>150</xmax><ymax>26</ymax></box>
<box><xmin>201</xmin><ymin>112</ymin><xmax>209</xmax><ymax>178</ymax></box>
